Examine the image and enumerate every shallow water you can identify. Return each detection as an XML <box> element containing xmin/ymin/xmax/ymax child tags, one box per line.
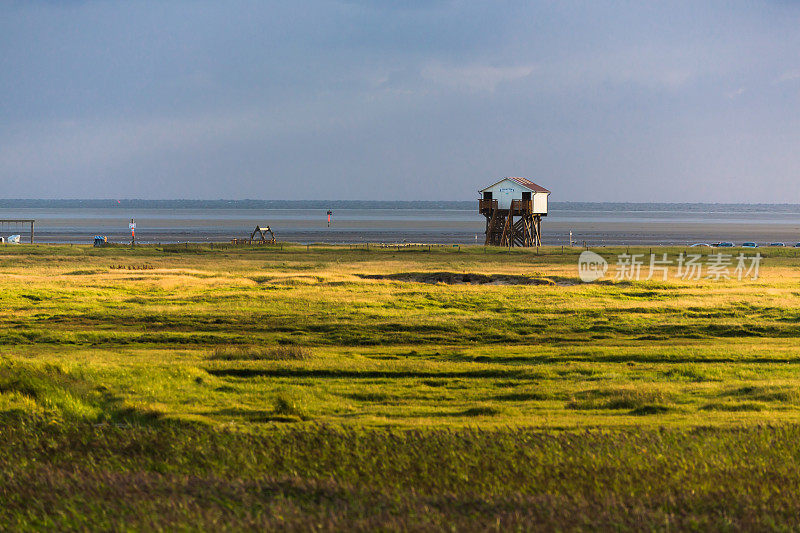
<box><xmin>0</xmin><ymin>201</ymin><xmax>799</xmax><ymax>246</ymax></box>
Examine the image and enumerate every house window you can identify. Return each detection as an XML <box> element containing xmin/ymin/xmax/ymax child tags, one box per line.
<box><xmin>522</xmin><ymin>191</ymin><xmax>531</xmax><ymax>201</ymax></box>
<box><xmin>483</xmin><ymin>191</ymin><xmax>493</xmax><ymax>200</ymax></box>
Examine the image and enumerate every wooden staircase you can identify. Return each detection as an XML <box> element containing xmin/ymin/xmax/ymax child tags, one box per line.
<box><xmin>480</xmin><ymin>199</ymin><xmax>542</xmax><ymax>247</ymax></box>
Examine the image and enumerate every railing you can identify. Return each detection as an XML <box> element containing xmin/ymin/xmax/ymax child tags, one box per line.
<box><xmin>479</xmin><ymin>199</ymin><xmax>534</xmax><ymax>213</ymax></box>
<box><xmin>511</xmin><ymin>199</ymin><xmax>532</xmax><ymax>213</ymax></box>
<box><xmin>478</xmin><ymin>199</ymin><xmax>497</xmax><ymax>211</ymax></box>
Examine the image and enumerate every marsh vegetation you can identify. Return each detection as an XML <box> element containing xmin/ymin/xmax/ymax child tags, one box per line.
<box><xmin>2</xmin><ymin>244</ymin><xmax>800</xmax><ymax>529</ymax></box>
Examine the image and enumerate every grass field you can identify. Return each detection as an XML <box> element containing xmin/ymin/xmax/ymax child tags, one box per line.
<box><xmin>3</xmin><ymin>243</ymin><xmax>800</xmax><ymax>530</ymax></box>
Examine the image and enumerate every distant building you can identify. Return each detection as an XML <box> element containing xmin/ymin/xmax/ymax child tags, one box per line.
<box><xmin>479</xmin><ymin>177</ymin><xmax>550</xmax><ymax>247</ymax></box>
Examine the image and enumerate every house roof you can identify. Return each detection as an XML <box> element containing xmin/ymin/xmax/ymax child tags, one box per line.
<box><xmin>480</xmin><ymin>177</ymin><xmax>550</xmax><ymax>194</ymax></box>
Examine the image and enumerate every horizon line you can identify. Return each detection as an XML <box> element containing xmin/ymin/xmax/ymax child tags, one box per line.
<box><xmin>2</xmin><ymin>199</ymin><xmax>800</xmax><ymax>205</ymax></box>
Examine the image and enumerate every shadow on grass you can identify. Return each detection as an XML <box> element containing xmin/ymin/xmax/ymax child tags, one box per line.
<box><xmin>380</xmin><ymin>406</ymin><xmax>503</xmax><ymax>418</ymax></box>
<box><xmin>210</xmin><ymin>408</ymin><xmax>301</xmax><ymax>423</ymax></box>
<box><xmin>566</xmin><ymin>387</ymin><xmax>675</xmax><ymax>412</ymax></box>
<box><xmin>206</xmin><ymin>368</ymin><xmax>535</xmax><ymax>380</ymax></box>
<box><xmin>443</xmin><ymin>352</ymin><xmax>800</xmax><ymax>365</ymax></box>
<box><xmin>492</xmin><ymin>392</ymin><xmax>551</xmax><ymax>402</ymax></box>
<box><xmin>719</xmin><ymin>385</ymin><xmax>800</xmax><ymax>403</ymax></box>
<box><xmin>356</xmin><ymin>272</ymin><xmax>561</xmax><ymax>286</ymax></box>
<box><xmin>700</xmin><ymin>402</ymin><xmax>766</xmax><ymax>412</ymax></box>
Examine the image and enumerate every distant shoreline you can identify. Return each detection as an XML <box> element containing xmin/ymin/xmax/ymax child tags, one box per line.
<box><xmin>4</xmin><ymin>199</ymin><xmax>800</xmax><ymax>212</ymax></box>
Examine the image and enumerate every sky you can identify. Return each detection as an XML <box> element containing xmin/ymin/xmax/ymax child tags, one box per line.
<box><xmin>1</xmin><ymin>1</ymin><xmax>800</xmax><ymax>202</ymax></box>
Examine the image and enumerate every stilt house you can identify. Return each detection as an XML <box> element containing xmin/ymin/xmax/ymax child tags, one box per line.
<box><xmin>479</xmin><ymin>177</ymin><xmax>550</xmax><ymax>246</ymax></box>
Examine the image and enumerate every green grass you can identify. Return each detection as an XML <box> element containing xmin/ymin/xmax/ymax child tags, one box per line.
<box><xmin>5</xmin><ymin>421</ymin><xmax>800</xmax><ymax>530</ymax></box>
<box><xmin>209</xmin><ymin>344</ymin><xmax>312</xmax><ymax>361</ymax></box>
<box><xmin>3</xmin><ymin>243</ymin><xmax>800</xmax><ymax>529</ymax></box>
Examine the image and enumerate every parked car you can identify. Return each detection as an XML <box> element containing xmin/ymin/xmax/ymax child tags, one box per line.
<box><xmin>690</xmin><ymin>243</ymin><xmax>712</xmax><ymax>247</ymax></box>
<box><xmin>716</xmin><ymin>242</ymin><xmax>734</xmax><ymax>247</ymax></box>
<box><xmin>769</xmin><ymin>242</ymin><xmax>786</xmax><ymax>247</ymax></box>
<box><xmin>794</xmin><ymin>243</ymin><xmax>800</xmax><ymax>248</ymax></box>
<box><xmin>742</xmin><ymin>242</ymin><xmax>758</xmax><ymax>248</ymax></box>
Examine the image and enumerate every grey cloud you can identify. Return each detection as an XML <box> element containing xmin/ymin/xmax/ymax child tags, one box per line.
<box><xmin>2</xmin><ymin>1</ymin><xmax>800</xmax><ymax>201</ymax></box>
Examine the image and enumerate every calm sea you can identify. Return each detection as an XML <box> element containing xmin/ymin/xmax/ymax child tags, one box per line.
<box><xmin>1</xmin><ymin>200</ymin><xmax>799</xmax><ymax>246</ymax></box>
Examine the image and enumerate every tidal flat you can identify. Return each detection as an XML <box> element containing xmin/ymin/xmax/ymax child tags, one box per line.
<box><xmin>2</xmin><ymin>244</ymin><xmax>800</xmax><ymax>530</ymax></box>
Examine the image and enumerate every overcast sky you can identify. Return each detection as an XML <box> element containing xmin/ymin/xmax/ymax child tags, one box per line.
<box><xmin>2</xmin><ymin>1</ymin><xmax>800</xmax><ymax>201</ymax></box>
